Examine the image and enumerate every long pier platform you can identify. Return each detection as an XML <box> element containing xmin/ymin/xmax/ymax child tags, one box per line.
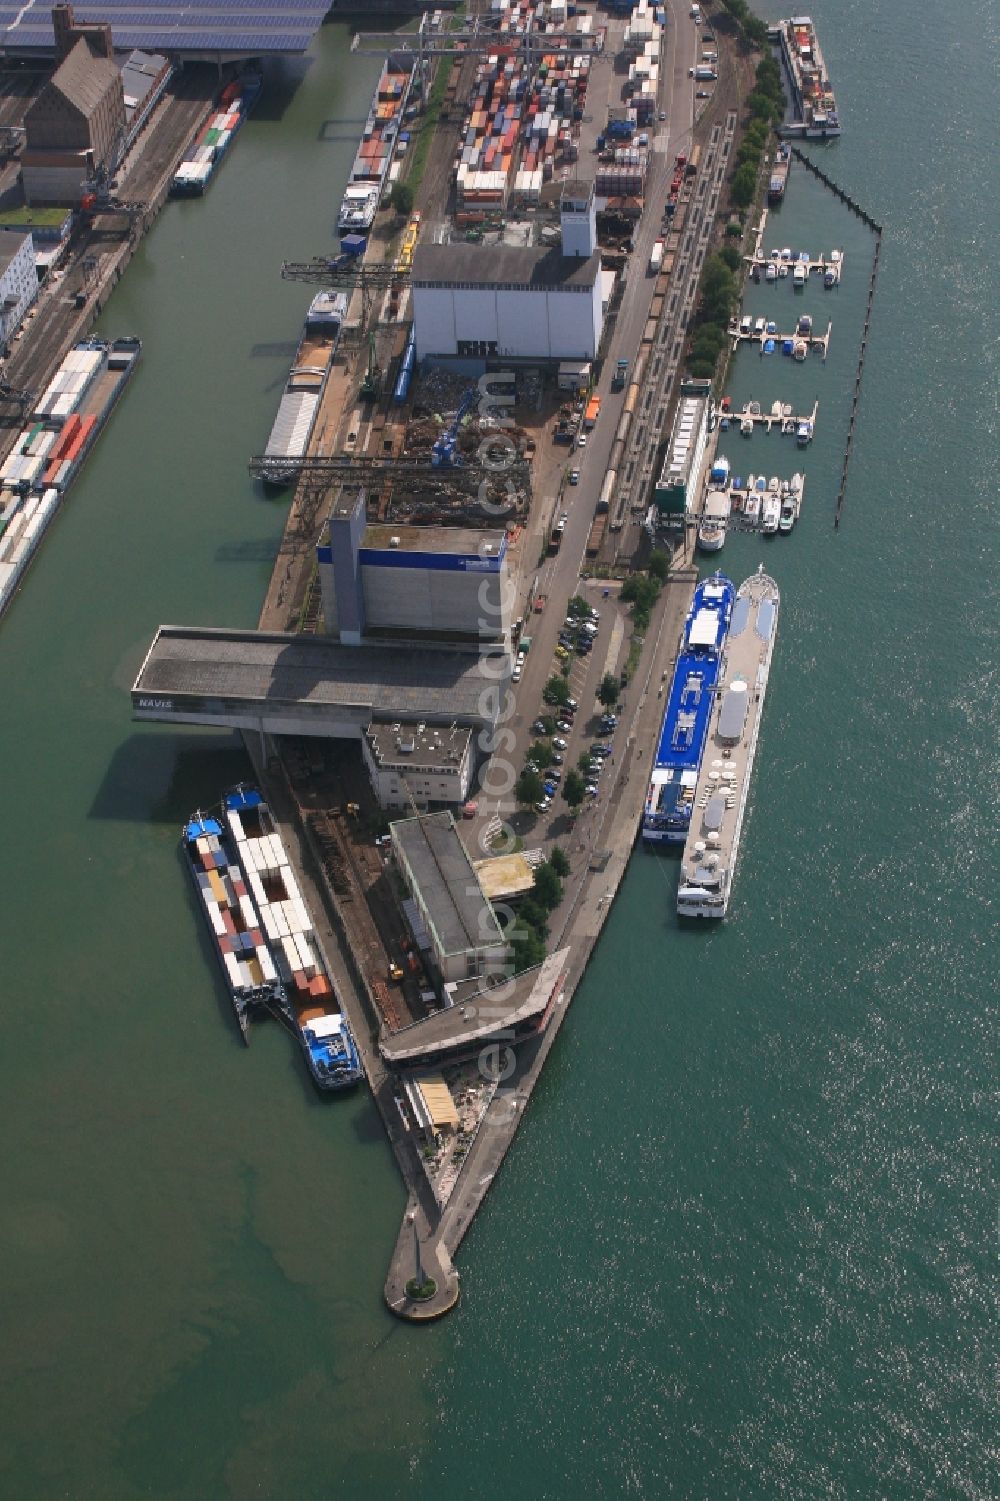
<box><xmin>730</xmin><ymin>321</ymin><xmax>831</xmax><ymax>359</ymax></box>
<box><xmin>745</xmin><ymin>207</ymin><xmax>844</xmax><ymax>279</ymax></box>
<box><xmin>720</xmin><ymin>396</ymin><xmax>818</xmax><ymax>436</ymax></box>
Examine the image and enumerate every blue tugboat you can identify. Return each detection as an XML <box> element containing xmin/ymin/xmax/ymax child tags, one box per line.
<box><xmin>642</xmin><ymin>573</ymin><xmax>735</xmax><ymax>845</ymax></box>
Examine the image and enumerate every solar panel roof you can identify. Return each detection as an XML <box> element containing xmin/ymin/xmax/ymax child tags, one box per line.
<box><xmin>1</xmin><ymin>0</ymin><xmax>328</xmax><ymax>55</ymax></box>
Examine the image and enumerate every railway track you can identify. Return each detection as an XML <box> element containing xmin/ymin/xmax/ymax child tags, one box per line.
<box><xmin>610</xmin><ymin>110</ymin><xmax>737</xmax><ymax>556</ymax></box>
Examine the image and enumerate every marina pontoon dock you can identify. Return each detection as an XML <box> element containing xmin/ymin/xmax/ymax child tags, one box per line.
<box><xmin>719</xmin><ymin>397</ymin><xmax>818</xmax><ymax>436</ymax></box>
<box><xmin>745</xmin><ymin>210</ymin><xmax>844</xmax><ymax>281</ymax></box>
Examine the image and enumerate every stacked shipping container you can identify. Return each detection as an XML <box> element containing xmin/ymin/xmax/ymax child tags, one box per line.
<box><xmin>458</xmin><ymin>0</ymin><xmax>592</xmax><ymax>210</ymax></box>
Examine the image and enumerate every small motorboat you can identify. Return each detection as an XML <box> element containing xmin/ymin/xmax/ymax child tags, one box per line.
<box><xmin>797</xmin><ymin>313</ymin><xmax>813</xmax><ymax>335</ymax></box>
<box><xmin>750</xmin><ymin>400</ymin><xmax>761</xmax><ymax>416</ymax></box>
<box><xmin>796</xmin><ymin>420</ymin><xmax>813</xmax><ymax>446</ymax></box>
<box><xmin>768</xmin><ymin>474</ymin><xmax>780</xmax><ymax>493</ymax></box>
<box><xmin>778</xmin><ymin>493</ymin><xmax>796</xmax><ymax>532</ymax></box>
<box><xmin>793</xmin><ymin>262</ymin><xmax>807</xmax><ymax>287</ymax></box>
<box><xmin>739</xmin><ymin>314</ymin><xmax>752</xmax><ymax>334</ymax></box>
<box><xmin>763</xmin><ymin>338</ymin><xmax>776</xmax><ymax>355</ymax></box>
<box><xmin>765</xmin><ymin>261</ymin><xmax>778</xmax><ymax>282</ymax></box>
<box><xmin>770</xmin><ymin>399</ymin><xmax>783</xmax><ymax>417</ymax></box>
<box><xmin>778</xmin><ymin>262</ymin><xmax>789</xmax><ymax>278</ymax></box>
<box><xmin>740</xmin><ymin>414</ymin><xmax>754</xmax><ymax>436</ymax></box>
<box><xmin>793</xmin><ymin>339</ymin><xmax>808</xmax><ymax>361</ymax></box>
<box><xmin>753</xmin><ymin>317</ymin><xmax>766</xmax><ymax>335</ymax></box>
<box><xmin>789</xmin><ymin>471</ymin><xmax>803</xmax><ymax>493</ymax></box>
<box><xmin>780</xmin><ymin>247</ymin><xmax>792</xmax><ymax>262</ymax></box>
<box><xmin>761</xmin><ymin>493</ymin><xmax>780</xmax><ymax>534</ymax></box>
<box><xmin>720</xmin><ymin>415</ymin><xmax>730</xmax><ymax>430</ymax></box>
<box><xmin>743</xmin><ymin>489</ymin><xmax>761</xmax><ymax>524</ymax></box>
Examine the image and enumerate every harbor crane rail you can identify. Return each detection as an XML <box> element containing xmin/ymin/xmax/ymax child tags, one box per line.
<box><xmin>351</xmin><ymin>12</ymin><xmax>604</xmax><ymax>66</ymax></box>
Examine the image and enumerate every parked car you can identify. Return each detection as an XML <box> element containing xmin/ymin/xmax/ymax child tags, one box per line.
<box><xmin>585</xmin><ymin>782</ymin><xmax>599</xmax><ymax>797</ymax></box>
<box><xmin>536</xmin><ymin>797</ymin><xmax>552</xmax><ymax>813</ymax></box>
<box><xmin>531</xmin><ymin>719</ymin><xmax>548</xmax><ymax>734</ymax></box>
<box><xmin>555</xmin><ymin>646</ymin><xmax>570</xmax><ymax>662</ymax></box>
<box><xmin>582</xmin><ymin>622</ymin><xmax>599</xmax><ymax>637</ymax></box>
<box><xmin>558</xmin><ymin>633</ymin><xmax>576</xmax><ymax>649</ymax></box>
<box><xmin>547</xmin><ymin>768</ymin><xmax>562</xmax><ymax>783</ymax></box>
<box><xmin>552</xmin><ymin>736</ymin><xmax>568</xmax><ymax>750</ymax></box>
<box><xmin>556</xmin><ymin>719</ymin><xmax>573</xmax><ymax>734</ymax></box>
<box><xmin>551</xmin><ymin>752</ymin><xmax>565</xmax><ymax>766</ymax></box>
<box><xmin>566</xmin><ymin>697</ymin><xmax>579</xmax><ymax>711</ymax></box>
<box><xmin>512</xmin><ymin>663</ymin><xmax>522</xmax><ymax>682</ymax></box>
<box><xmin>591</xmin><ymin>743</ymin><xmax>612</xmax><ymax>757</ymax></box>
<box><xmin>569</xmin><ymin>468</ymin><xmax>580</xmax><ymax>485</ymax></box>
<box><xmin>577</xmin><ymin>433</ymin><xmax>587</xmax><ymax>447</ymax></box>
<box><xmin>576</xmin><ymin>640</ymin><xmax>592</xmax><ymax>656</ymax></box>
<box><xmin>543</xmin><ymin>781</ymin><xmax>557</xmax><ymax>797</ymax></box>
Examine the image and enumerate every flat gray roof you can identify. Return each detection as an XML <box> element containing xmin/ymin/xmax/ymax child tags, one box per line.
<box><xmin>133</xmin><ymin>627</ymin><xmax>504</xmax><ymax>724</ymax></box>
<box><xmin>380</xmin><ymin>951</ymin><xmax>570</xmax><ymax>1067</ymax></box>
<box><xmin>391</xmin><ymin>812</ymin><xmax>505</xmax><ymax>958</ymax></box>
<box><xmin>361</xmin><ymin>523</ymin><xmax>506</xmax><ymax>556</ymax></box>
<box><xmin>366</xmin><ymin>720</ymin><xmax>471</xmax><ymax>772</ymax></box>
<box><xmin>412</xmin><ymin>242</ymin><xmax>601</xmax><ymax>291</ymax></box>
<box><xmin>0</xmin><ymin>229</ymin><xmax>29</xmax><ymax>275</ymax></box>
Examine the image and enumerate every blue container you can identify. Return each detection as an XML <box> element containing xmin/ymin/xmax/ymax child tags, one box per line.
<box><xmin>341</xmin><ymin>233</ymin><xmax>367</xmax><ymax>257</ymax></box>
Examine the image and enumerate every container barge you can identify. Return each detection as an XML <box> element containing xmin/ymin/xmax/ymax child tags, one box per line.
<box><xmin>171</xmin><ymin>71</ymin><xmax>262</xmax><ymax>196</ymax></box>
<box><xmin>770</xmin><ymin>16</ymin><xmax>840</xmax><ymax>137</ymax></box>
<box><xmin>0</xmin><ymin>337</ymin><xmax>141</xmax><ymax>620</ymax></box>
<box><xmin>337</xmin><ymin>55</ymin><xmax>414</xmax><ymax>237</ymax></box>
<box><xmin>262</xmin><ymin>291</ymin><xmax>347</xmax><ymax>486</ymax></box>
<box><xmin>643</xmin><ymin>573</ymin><xmax>734</xmax><ymax>845</ymax></box>
<box><xmin>676</xmin><ymin>568</ymin><xmax>780</xmax><ymax>919</ymax></box>
<box><xmin>184</xmin><ymin>787</ymin><xmax>363</xmax><ymax>1089</ymax></box>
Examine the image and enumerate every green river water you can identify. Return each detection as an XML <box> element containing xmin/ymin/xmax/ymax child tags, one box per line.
<box><xmin>0</xmin><ymin>4</ymin><xmax>995</xmax><ymax>1497</ymax></box>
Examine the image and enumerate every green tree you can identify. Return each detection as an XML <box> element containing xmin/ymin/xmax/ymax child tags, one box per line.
<box><xmin>598</xmin><ymin>672</ymin><xmax>620</xmax><ymax>709</ymax></box>
<box><xmin>718</xmin><ymin>244</ymin><xmax>742</xmax><ymax>273</ymax></box>
<box><xmin>390</xmin><ymin>181</ymin><xmax>414</xmax><ymax>217</ymax></box>
<box><xmin>533</xmin><ymin>714</ymin><xmax>556</xmax><ymax>736</ymax></box>
<box><xmin>542</xmin><ymin>674</ymin><xmax>570</xmax><ymax>707</ymax></box>
<box><xmin>730</xmin><ymin>163</ymin><xmax>758</xmax><ymax>208</ymax></box>
<box><xmin>533</xmin><ymin>861</ymin><xmax>564</xmax><ymax>912</ymax></box>
<box><xmin>567</xmin><ymin>594</ymin><xmax>590</xmax><ymax>619</ymax></box>
<box><xmin>648</xmin><ymin>549</ymin><xmax>669</xmax><ymax>583</ymax></box>
<box><xmin>516</xmin><ymin>768</ymin><xmax>545</xmax><ymax>808</ymax></box>
<box><xmin>518</xmin><ymin>896</ymin><xmax>549</xmax><ymax>935</ymax></box>
<box><xmin>577</xmin><ymin>751</ymin><xmax>593</xmax><ymax>777</ymax></box>
<box><xmin>510</xmin><ymin>923</ymin><xmax>546</xmax><ymax>972</ymax></box>
<box><xmin>689</xmin><ymin>357</ymin><xmax>717</xmax><ymax>379</ymax></box>
<box><xmin>549</xmin><ymin>846</ymin><xmax>570</xmax><ymax>879</ymax></box>
<box><xmin>526</xmin><ymin>739</ymin><xmax>553</xmax><ymax>770</ymax></box>
<box><xmin>562</xmin><ymin>770</ymin><xmax>586</xmax><ymax>810</ymax></box>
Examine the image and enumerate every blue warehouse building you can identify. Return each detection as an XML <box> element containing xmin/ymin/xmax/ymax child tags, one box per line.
<box><xmin>317</xmin><ymin>487</ymin><xmax>510</xmax><ymax>649</ymax></box>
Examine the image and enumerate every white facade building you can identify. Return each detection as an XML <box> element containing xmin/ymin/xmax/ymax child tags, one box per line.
<box><xmin>412</xmin><ymin>181</ymin><xmax>602</xmax><ymax>363</ymax></box>
<box><xmin>362</xmin><ymin>721</ymin><xmax>474</xmax><ymax>811</ymax></box>
<box><xmin>0</xmin><ymin>231</ymin><xmax>38</xmax><ymax>352</ymax></box>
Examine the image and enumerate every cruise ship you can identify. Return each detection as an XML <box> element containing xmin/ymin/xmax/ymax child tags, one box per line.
<box><xmin>336</xmin><ymin>55</ymin><xmax>414</xmax><ymax>237</ymax></box>
<box><xmin>770</xmin><ymin>16</ymin><xmax>840</xmax><ymax>137</ymax></box>
<box><xmin>676</xmin><ymin>568</ymin><xmax>780</xmax><ymax>918</ymax></box>
<box><xmin>643</xmin><ymin>572</ymin><xmax>735</xmax><ymax>845</ymax></box>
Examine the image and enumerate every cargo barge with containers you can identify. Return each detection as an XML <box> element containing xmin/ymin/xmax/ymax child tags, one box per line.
<box><xmin>170</xmin><ymin>71</ymin><xmax>262</xmax><ymax>195</ymax></box>
<box><xmin>336</xmin><ymin>55</ymin><xmax>414</xmax><ymax>236</ymax></box>
<box><xmin>0</xmin><ymin>337</ymin><xmax>141</xmax><ymax>620</ymax></box>
<box><xmin>184</xmin><ymin>786</ymin><xmax>363</xmax><ymax>1089</ymax></box>
<box><xmin>261</xmin><ymin>291</ymin><xmax>348</xmax><ymax>486</ymax></box>
<box><xmin>676</xmin><ymin>568</ymin><xmax>781</xmax><ymax>919</ymax></box>
<box><xmin>770</xmin><ymin>16</ymin><xmax>840</xmax><ymax>137</ymax></box>
<box><xmin>642</xmin><ymin>572</ymin><xmax>734</xmax><ymax>846</ymax></box>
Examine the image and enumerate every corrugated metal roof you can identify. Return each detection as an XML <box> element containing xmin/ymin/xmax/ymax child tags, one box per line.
<box><xmin>49</xmin><ymin>39</ymin><xmax>120</xmax><ymax>120</ymax></box>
